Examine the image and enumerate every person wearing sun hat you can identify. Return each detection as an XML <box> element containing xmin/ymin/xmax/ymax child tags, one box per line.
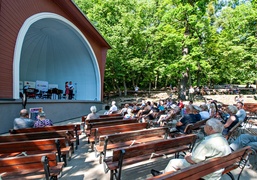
<box><xmin>33</xmin><ymin>111</ymin><xmax>53</xmax><ymax>128</ymax></box>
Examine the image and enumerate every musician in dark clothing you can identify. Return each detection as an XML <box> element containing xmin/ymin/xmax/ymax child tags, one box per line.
<box><xmin>68</xmin><ymin>81</ymin><xmax>74</xmax><ymax>100</ymax></box>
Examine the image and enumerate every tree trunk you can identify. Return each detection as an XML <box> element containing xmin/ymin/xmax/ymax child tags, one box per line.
<box><xmin>148</xmin><ymin>82</ymin><xmax>151</xmax><ymax>97</ymax></box>
<box><xmin>154</xmin><ymin>75</ymin><xmax>158</xmax><ymax>89</ymax></box>
<box><xmin>116</xmin><ymin>85</ymin><xmax>121</xmax><ymax>96</ymax></box>
<box><xmin>123</xmin><ymin>78</ymin><xmax>127</xmax><ymax>96</ymax></box>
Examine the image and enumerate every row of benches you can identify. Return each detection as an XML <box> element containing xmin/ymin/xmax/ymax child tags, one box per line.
<box><xmin>81</xmin><ymin>113</ymin><xmax>252</xmax><ymax>180</ymax></box>
<box><xmin>0</xmin><ymin>124</ymin><xmax>82</xmax><ymax>179</ymax></box>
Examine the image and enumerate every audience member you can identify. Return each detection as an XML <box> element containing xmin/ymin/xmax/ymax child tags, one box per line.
<box><xmin>236</xmin><ymin>102</ymin><xmax>246</xmax><ymax>123</ymax></box>
<box><xmin>105</xmin><ymin>101</ymin><xmax>118</xmax><ymax>115</ymax></box>
<box><xmin>222</xmin><ymin>105</ymin><xmax>239</xmax><ymax>135</ymax></box>
<box><xmin>238</xmin><ymin>94</ymin><xmax>244</xmax><ymax>103</ymax></box>
<box><xmin>157</xmin><ymin>104</ymin><xmax>180</xmax><ymax>126</ymax></box>
<box><xmin>142</xmin><ymin>102</ymin><xmax>159</xmax><ymax>122</ymax></box>
<box><xmin>123</xmin><ymin>108</ymin><xmax>134</xmax><ymax>120</ymax></box>
<box><xmin>86</xmin><ymin>106</ymin><xmax>100</xmax><ymax>120</ymax></box>
<box><xmin>192</xmin><ymin>105</ymin><xmax>202</xmax><ymax>121</ymax></box>
<box><xmin>199</xmin><ymin>104</ymin><xmax>211</xmax><ymax>120</ymax></box>
<box><xmin>175</xmin><ymin>105</ymin><xmax>197</xmax><ymax>133</ymax></box>
<box><xmin>230</xmin><ymin>134</ymin><xmax>257</xmax><ymax>152</ymax></box>
<box><xmin>120</xmin><ymin>104</ymin><xmax>129</xmax><ymax>116</ymax></box>
<box><xmin>151</xmin><ymin>118</ymin><xmax>231</xmax><ymax>179</ymax></box>
<box><xmin>136</xmin><ymin>101</ymin><xmax>151</xmax><ymax>118</ymax></box>
<box><xmin>13</xmin><ymin>109</ymin><xmax>35</xmax><ymax>129</ymax></box>
<box><xmin>158</xmin><ymin>100</ymin><xmax>165</xmax><ymax>111</ymax></box>
<box><xmin>33</xmin><ymin>111</ymin><xmax>53</xmax><ymax>128</ymax></box>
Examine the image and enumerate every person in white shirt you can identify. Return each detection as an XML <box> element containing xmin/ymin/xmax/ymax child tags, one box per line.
<box><xmin>105</xmin><ymin>101</ymin><xmax>118</xmax><ymax>115</ymax></box>
<box><xmin>189</xmin><ymin>86</ymin><xmax>195</xmax><ymax>101</ymax></box>
<box><xmin>151</xmin><ymin>118</ymin><xmax>231</xmax><ymax>179</ymax></box>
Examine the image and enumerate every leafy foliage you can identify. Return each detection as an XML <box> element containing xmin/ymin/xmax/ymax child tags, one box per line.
<box><xmin>75</xmin><ymin>0</ymin><xmax>257</xmax><ymax>93</ymax></box>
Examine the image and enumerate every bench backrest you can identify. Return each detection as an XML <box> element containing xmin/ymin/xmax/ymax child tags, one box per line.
<box><xmin>184</xmin><ymin>118</ymin><xmax>209</xmax><ymax>134</ymax></box>
<box><xmin>100</xmin><ymin>127</ymin><xmax>168</xmax><ymax>146</ymax></box>
<box><xmin>95</xmin><ymin>122</ymin><xmax>149</xmax><ymax>140</ymax></box>
<box><xmin>86</xmin><ymin>116</ymin><xmax>124</xmax><ymax>125</ymax></box>
<box><xmin>243</xmin><ymin>103</ymin><xmax>257</xmax><ymax>114</ymax></box>
<box><xmin>0</xmin><ymin>152</ymin><xmax>57</xmax><ymax>172</ymax></box>
<box><xmin>0</xmin><ymin>138</ymin><xmax>65</xmax><ymax>153</ymax></box>
<box><xmin>112</xmin><ymin>134</ymin><xmax>197</xmax><ymax>162</ymax></box>
<box><xmin>0</xmin><ymin>130</ymin><xmax>71</xmax><ymax>143</ymax></box>
<box><xmin>89</xmin><ymin>119</ymin><xmax>138</xmax><ymax>132</ymax></box>
<box><xmin>81</xmin><ymin>113</ymin><xmax>122</xmax><ymax>122</ymax></box>
<box><xmin>225</xmin><ymin>121</ymin><xmax>242</xmax><ymax>140</ymax></box>
<box><xmin>9</xmin><ymin>124</ymin><xmax>81</xmax><ymax>134</ymax></box>
<box><xmin>148</xmin><ymin>146</ymin><xmax>251</xmax><ymax>180</ymax></box>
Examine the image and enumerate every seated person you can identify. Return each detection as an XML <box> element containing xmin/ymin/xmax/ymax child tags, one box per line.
<box><xmin>86</xmin><ymin>106</ymin><xmax>100</xmax><ymax>120</ymax></box>
<box><xmin>142</xmin><ymin>102</ymin><xmax>159</xmax><ymax>122</ymax></box>
<box><xmin>158</xmin><ymin>100</ymin><xmax>165</xmax><ymax>111</ymax></box>
<box><xmin>13</xmin><ymin>109</ymin><xmax>35</xmax><ymax>129</ymax></box>
<box><xmin>175</xmin><ymin>105</ymin><xmax>197</xmax><ymax>133</ymax></box>
<box><xmin>236</xmin><ymin>102</ymin><xmax>246</xmax><ymax>123</ymax></box>
<box><xmin>151</xmin><ymin>118</ymin><xmax>231</xmax><ymax>179</ymax></box>
<box><xmin>230</xmin><ymin>134</ymin><xmax>257</xmax><ymax>168</ymax></box>
<box><xmin>199</xmin><ymin>104</ymin><xmax>211</xmax><ymax>120</ymax></box>
<box><xmin>123</xmin><ymin>108</ymin><xmax>134</xmax><ymax>120</ymax></box>
<box><xmin>136</xmin><ymin>101</ymin><xmax>151</xmax><ymax>118</ymax></box>
<box><xmin>33</xmin><ymin>111</ymin><xmax>53</xmax><ymax>128</ymax></box>
<box><xmin>120</xmin><ymin>104</ymin><xmax>129</xmax><ymax>116</ymax></box>
<box><xmin>222</xmin><ymin>105</ymin><xmax>239</xmax><ymax>135</ymax></box>
<box><xmin>157</xmin><ymin>104</ymin><xmax>180</xmax><ymax>126</ymax></box>
<box><xmin>192</xmin><ymin>105</ymin><xmax>202</xmax><ymax>122</ymax></box>
<box><xmin>230</xmin><ymin>134</ymin><xmax>257</xmax><ymax>152</ymax></box>
<box><xmin>105</xmin><ymin>101</ymin><xmax>118</xmax><ymax>115</ymax></box>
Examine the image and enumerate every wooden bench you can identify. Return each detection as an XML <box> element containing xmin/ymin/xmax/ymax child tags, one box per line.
<box><xmin>184</xmin><ymin>118</ymin><xmax>209</xmax><ymax>134</ymax></box>
<box><xmin>96</xmin><ymin>127</ymin><xmax>169</xmax><ymax>164</ymax></box>
<box><xmin>86</xmin><ymin>119</ymin><xmax>139</xmax><ymax>138</ymax></box>
<box><xmin>9</xmin><ymin>124</ymin><xmax>81</xmax><ymax>150</ymax></box>
<box><xmin>83</xmin><ymin>116</ymin><xmax>124</xmax><ymax>133</ymax></box>
<box><xmin>81</xmin><ymin>113</ymin><xmax>122</xmax><ymax>123</ymax></box>
<box><xmin>104</xmin><ymin>134</ymin><xmax>197</xmax><ymax>180</ymax></box>
<box><xmin>225</xmin><ymin>121</ymin><xmax>242</xmax><ymax>142</ymax></box>
<box><xmin>89</xmin><ymin>122</ymin><xmax>150</xmax><ymax>147</ymax></box>
<box><xmin>147</xmin><ymin>146</ymin><xmax>252</xmax><ymax>180</ymax></box>
<box><xmin>244</xmin><ymin>103</ymin><xmax>257</xmax><ymax>115</ymax></box>
<box><xmin>0</xmin><ymin>138</ymin><xmax>70</xmax><ymax>166</ymax></box>
<box><xmin>0</xmin><ymin>152</ymin><xmax>64</xmax><ymax>180</ymax></box>
<box><xmin>0</xmin><ymin>130</ymin><xmax>74</xmax><ymax>157</ymax></box>
<box><xmin>85</xmin><ymin>117</ymin><xmax>124</xmax><ymax>129</ymax></box>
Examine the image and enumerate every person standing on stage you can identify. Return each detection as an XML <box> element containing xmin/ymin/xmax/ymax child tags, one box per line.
<box><xmin>68</xmin><ymin>81</ymin><xmax>74</xmax><ymax>100</ymax></box>
<box><xmin>65</xmin><ymin>81</ymin><xmax>69</xmax><ymax>100</ymax></box>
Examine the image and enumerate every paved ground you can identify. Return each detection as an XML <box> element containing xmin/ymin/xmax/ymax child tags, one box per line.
<box><xmin>57</xmin><ymin>111</ymin><xmax>257</xmax><ymax>180</ymax></box>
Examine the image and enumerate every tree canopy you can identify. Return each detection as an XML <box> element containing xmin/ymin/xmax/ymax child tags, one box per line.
<box><xmin>75</xmin><ymin>0</ymin><xmax>257</xmax><ymax>94</ymax></box>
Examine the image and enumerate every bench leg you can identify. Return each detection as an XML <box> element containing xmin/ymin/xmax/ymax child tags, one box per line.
<box><xmin>110</xmin><ymin>170</ymin><xmax>114</xmax><ymax>180</ymax></box>
<box><xmin>226</xmin><ymin>172</ymin><xmax>235</xmax><ymax>180</ymax></box>
<box><xmin>99</xmin><ymin>153</ymin><xmax>103</xmax><ymax>164</ymax></box>
<box><xmin>103</xmin><ymin>162</ymin><xmax>109</xmax><ymax>173</ymax></box>
<box><xmin>62</xmin><ymin>154</ymin><xmax>67</xmax><ymax>167</ymax></box>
